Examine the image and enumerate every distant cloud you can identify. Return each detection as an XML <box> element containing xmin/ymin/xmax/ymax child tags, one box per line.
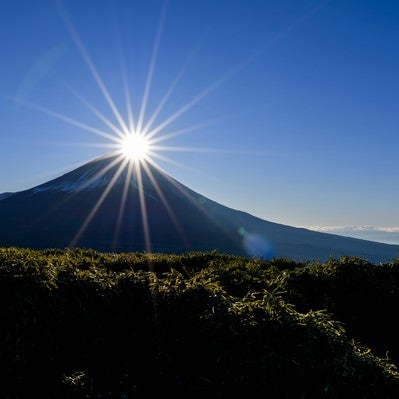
<box><xmin>302</xmin><ymin>225</ymin><xmax>399</xmax><ymax>233</ymax></box>
<box><xmin>298</xmin><ymin>225</ymin><xmax>399</xmax><ymax>245</ymax></box>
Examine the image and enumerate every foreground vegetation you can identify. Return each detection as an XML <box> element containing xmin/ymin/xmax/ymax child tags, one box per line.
<box><xmin>1</xmin><ymin>248</ymin><xmax>399</xmax><ymax>398</ymax></box>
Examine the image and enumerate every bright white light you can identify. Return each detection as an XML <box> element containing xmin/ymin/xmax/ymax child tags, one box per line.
<box><xmin>120</xmin><ymin>134</ymin><xmax>150</xmax><ymax>161</ymax></box>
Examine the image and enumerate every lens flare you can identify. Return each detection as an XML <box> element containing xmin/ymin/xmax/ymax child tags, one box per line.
<box><xmin>120</xmin><ymin>134</ymin><xmax>150</xmax><ymax>161</ymax></box>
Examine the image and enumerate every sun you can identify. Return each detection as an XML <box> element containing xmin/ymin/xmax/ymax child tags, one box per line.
<box><xmin>120</xmin><ymin>133</ymin><xmax>151</xmax><ymax>161</ymax></box>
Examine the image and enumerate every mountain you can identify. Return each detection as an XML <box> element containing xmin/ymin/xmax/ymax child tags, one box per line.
<box><xmin>0</xmin><ymin>192</ymin><xmax>14</xmax><ymax>201</ymax></box>
<box><xmin>0</xmin><ymin>154</ymin><xmax>398</xmax><ymax>262</ymax></box>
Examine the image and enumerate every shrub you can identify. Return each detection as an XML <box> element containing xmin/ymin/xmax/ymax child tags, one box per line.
<box><xmin>0</xmin><ymin>248</ymin><xmax>398</xmax><ymax>398</ymax></box>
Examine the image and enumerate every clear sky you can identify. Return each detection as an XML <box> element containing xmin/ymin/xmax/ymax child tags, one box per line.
<box><xmin>1</xmin><ymin>0</ymin><xmax>399</xmax><ymax>243</ymax></box>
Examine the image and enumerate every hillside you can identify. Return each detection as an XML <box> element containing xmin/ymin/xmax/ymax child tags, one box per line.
<box><xmin>1</xmin><ymin>248</ymin><xmax>399</xmax><ymax>398</ymax></box>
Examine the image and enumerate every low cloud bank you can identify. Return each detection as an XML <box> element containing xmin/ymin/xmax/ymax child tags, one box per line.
<box><xmin>299</xmin><ymin>226</ymin><xmax>399</xmax><ymax>245</ymax></box>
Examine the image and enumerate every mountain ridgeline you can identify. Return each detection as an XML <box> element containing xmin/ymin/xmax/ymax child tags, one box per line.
<box><xmin>0</xmin><ymin>154</ymin><xmax>398</xmax><ymax>262</ymax></box>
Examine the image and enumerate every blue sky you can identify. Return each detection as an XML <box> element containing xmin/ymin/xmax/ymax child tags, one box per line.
<box><xmin>1</xmin><ymin>0</ymin><xmax>399</xmax><ymax>243</ymax></box>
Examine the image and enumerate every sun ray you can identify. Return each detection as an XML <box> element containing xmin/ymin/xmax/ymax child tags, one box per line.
<box><xmin>136</xmin><ymin>0</ymin><xmax>168</xmax><ymax>133</ymax></box>
<box><xmin>113</xmin><ymin>159</ymin><xmax>135</xmax><ymax>249</ymax></box>
<box><xmin>149</xmin><ymin>107</ymin><xmax>256</xmax><ymax>144</ymax></box>
<box><xmin>120</xmin><ymin>56</ymin><xmax>136</xmax><ymax>134</ymax></box>
<box><xmin>26</xmin><ymin>153</ymin><xmax>124</xmax><ymax>239</ymax></box>
<box><xmin>113</xmin><ymin>13</ymin><xmax>137</xmax><ymax>134</ymax></box>
<box><xmin>160</xmin><ymin>7</ymin><xmax>329</xmax><ymax>142</ymax></box>
<box><xmin>146</xmin><ymin>153</ymin><xmax>216</xmax><ymax>182</ymax></box>
<box><xmin>141</xmin><ymin>160</ymin><xmax>189</xmax><ymax>247</ymax></box>
<box><xmin>141</xmin><ymin>28</ymin><xmax>211</xmax><ymax>135</ymax></box>
<box><xmin>144</xmin><ymin>82</ymin><xmax>220</xmax><ymax>140</ymax></box>
<box><xmin>146</xmin><ymin>158</ymin><xmax>238</xmax><ymax>244</ymax></box>
<box><xmin>65</xmin><ymin>85</ymin><xmax>126</xmax><ymax>139</ymax></box>
<box><xmin>57</xmin><ymin>3</ymin><xmax>130</xmax><ymax>135</ymax></box>
<box><xmin>70</xmin><ymin>156</ymin><xmax>128</xmax><ymax>247</ymax></box>
<box><xmin>145</xmin><ymin>8</ymin><xmax>327</xmax><ymax>142</ymax></box>
<box><xmin>151</xmin><ymin>145</ymin><xmax>252</xmax><ymax>154</ymax></box>
<box><xmin>2</xmin><ymin>0</ymin><xmax>333</xmax><ymax>260</ymax></box>
<box><xmin>144</xmin><ymin>57</ymin><xmax>256</xmax><ymax>140</ymax></box>
<box><xmin>134</xmin><ymin>161</ymin><xmax>152</xmax><ymax>256</ymax></box>
<box><xmin>141</xmin><ymin>51</ymin><xmax>190</xmax><ymax>135</ymax></box>
<box><xmin>148</xmin><ymin>150</ymin><xmax>219</xmax><ymax>179</ymax></box>
<box><xmin>150</xmin><ymin>120</ymin><xmax>220</xmax><ymax>144</ymax></box>
<box><xmin>50</xmin><ymin>141</ymin><xmax>119</xmax><ymax>149</ymax></box>
<box><xmin>13</xmin><ymin>96</ymin><xmax>121</xmax><ymax>143</ymax></box>
<box><xmin>141</xmin><ymin>65</ymin><xmax>184</xmax><ymax>136</ymax></box>
<box><xmin>148</xmin><ymin>151</ymin><xmax>188</xmax><ymax>169</ymax></box>
<box><xmin>74</xmin><ymin>153</ymin><xmax>126</xmax><ymax>192</ymax></box>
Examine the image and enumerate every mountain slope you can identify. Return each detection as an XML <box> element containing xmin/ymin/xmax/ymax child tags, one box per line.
<box><xmin>0</xmin><ymin>192</ymin><xmax>14</xmax><ymax>201</ymax></box>
<box><xmin>0</xmin><ymin>155</ymin><xmax>398</xmax><ymax>262</ymax></box>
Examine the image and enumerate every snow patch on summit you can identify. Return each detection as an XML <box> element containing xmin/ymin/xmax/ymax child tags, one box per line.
<box><xmin>31</xmin><ymin>159</ymin><xmax>138</xmax><ymax>193</ymax></box>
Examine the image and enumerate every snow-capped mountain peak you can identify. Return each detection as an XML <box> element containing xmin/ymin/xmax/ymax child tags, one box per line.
<box><xmin>31</xmin><ymin>155</ymin><xmax>138</xmax><ymax>193</ymax></box>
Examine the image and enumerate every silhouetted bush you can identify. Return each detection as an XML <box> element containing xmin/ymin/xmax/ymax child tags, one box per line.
<box><xmin>281</xmin><ymin>256</ymin><xmax>399</xmax><ymax>363</ymax></box>
<box><xmin>0</xmin><ymin>248</ymin><xmax>398</xmax><ymax>398</ymax></box>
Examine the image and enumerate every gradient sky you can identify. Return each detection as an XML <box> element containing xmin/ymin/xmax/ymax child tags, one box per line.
<box><xmin>1</xmin><ymin>0</ymin><xmax>399</xmax><ymax>243</ymax></box>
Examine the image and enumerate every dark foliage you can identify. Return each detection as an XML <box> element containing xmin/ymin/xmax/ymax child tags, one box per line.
<box><xmin>0</xmin><ymin>248</ymin><xmax>398</xmax><ymax>398</ymax></box>
<box><xmin>281</xmin><ymin>256</ymin><xmax>399</xmax><ymax>363</ymax></box>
